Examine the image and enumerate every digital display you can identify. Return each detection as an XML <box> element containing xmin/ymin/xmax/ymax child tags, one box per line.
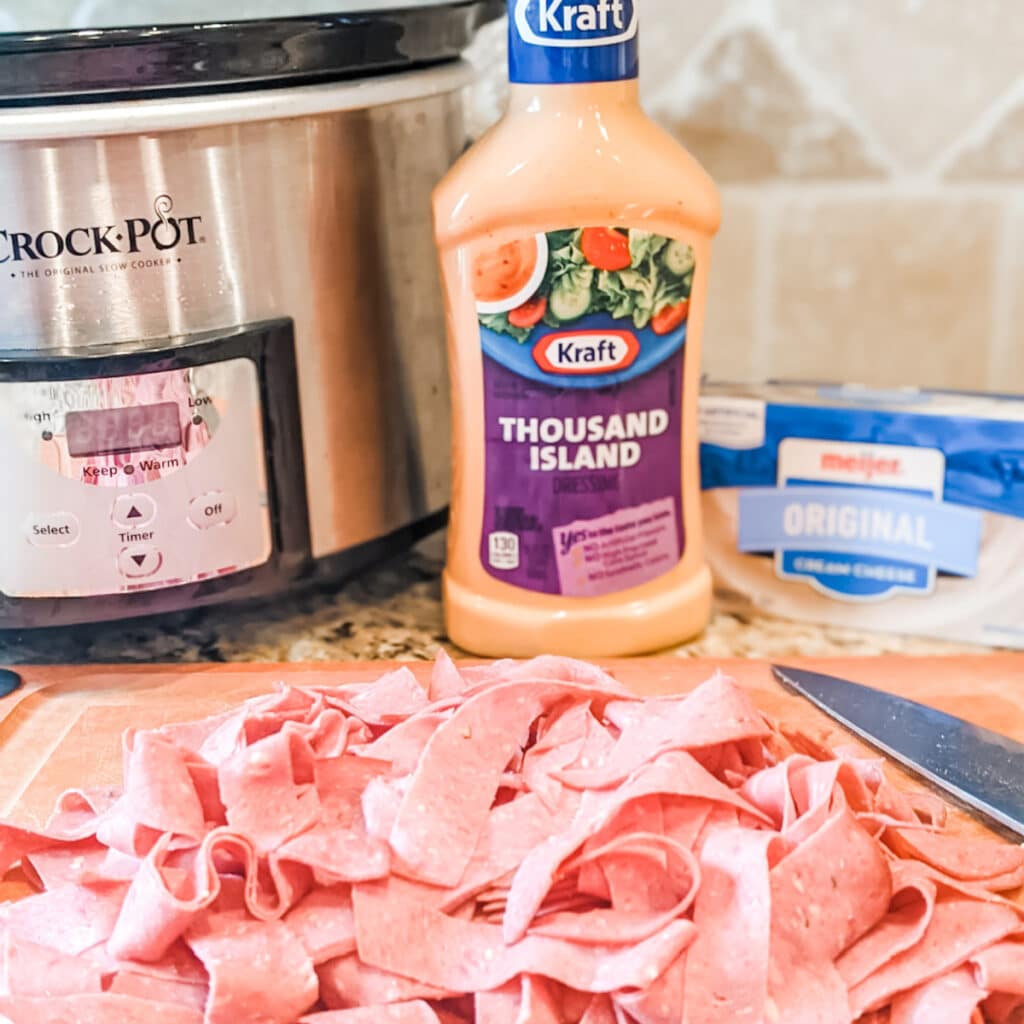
<box><xmin>66</xmin><ymin>402</ymin><xmax>183</xmax><ymax>458</ymax></box>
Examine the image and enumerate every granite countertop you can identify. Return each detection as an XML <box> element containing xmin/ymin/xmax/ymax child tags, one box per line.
<box><xmin>0</xmin><ymin>535</ymin><xmax>985</xmax><ymax>665</ymax></box>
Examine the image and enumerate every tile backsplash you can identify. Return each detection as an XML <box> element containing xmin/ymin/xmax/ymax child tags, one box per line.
<box><xmin>466</xmin><ymin>0</ymin><xmax>1024</xmax><ymax>391</ymax></box>
<box><xmin>2</xmin><ymin>0</ymin><xmax>1019</xmax><ymax>389</ymax></box>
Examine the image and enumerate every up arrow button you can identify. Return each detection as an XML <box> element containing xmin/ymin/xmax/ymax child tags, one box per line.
<box><xmin>113</xmin><ymin>494</ymin><xmax>156</xmax><ymax>528</ymax></box>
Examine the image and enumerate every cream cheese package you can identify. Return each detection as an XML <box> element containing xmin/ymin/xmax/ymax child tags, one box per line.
<box><xmin>699</xmin><ymin>381</ymin><xmax>1024</xmax><ymax>648</ymax></box>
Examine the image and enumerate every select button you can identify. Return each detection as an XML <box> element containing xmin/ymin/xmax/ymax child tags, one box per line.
<box><xmin>188</xmin><ymin>492</ymin><xmax>237</xmax><ymax>530</ymax></box>
<box><xmin>27</xmin><ymin>512</ymin><xmax>80</xmax><ymax>547</ymax></box>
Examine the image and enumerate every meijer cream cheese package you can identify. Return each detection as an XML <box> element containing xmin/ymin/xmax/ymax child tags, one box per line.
<box><xmin>700</xmin><ymin>381</ymin><xmax>1024</xmax><ymax>648</ymax></box>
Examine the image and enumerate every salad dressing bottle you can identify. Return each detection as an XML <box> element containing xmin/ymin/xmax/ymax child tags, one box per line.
<box><xmin>434</xmin><ymin>0</ymin><xmax>721</xmax><ymax>657</ymax></box>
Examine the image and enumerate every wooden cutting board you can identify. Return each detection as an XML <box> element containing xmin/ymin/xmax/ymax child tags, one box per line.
<box><xmin>1</xmin><ymin>655</ymin><xmax>1022</xmax><ymax>903</ymax></box>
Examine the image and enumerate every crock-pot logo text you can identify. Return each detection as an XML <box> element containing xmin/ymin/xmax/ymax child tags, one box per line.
<box><xmin>514</xmin><ymin>0</ymin><xmax>638</xmax><ymax>46</ymax></box>
<box><xmin>0</xmin><ymin>195</ymin><xmax>203</xmax><ymax>264</ymax></box>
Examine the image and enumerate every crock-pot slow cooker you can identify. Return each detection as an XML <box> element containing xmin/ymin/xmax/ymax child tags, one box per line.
<box><xmin>0</xmin><ymin>1</ymin><xmax>500</xmax><ymax>628</ymax></box>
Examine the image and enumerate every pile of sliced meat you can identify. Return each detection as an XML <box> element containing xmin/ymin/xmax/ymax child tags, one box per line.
<box><xmin>0</xmin><ymin>655</ymin><xmax>1022</xmax><ymax>1024</ymax></box>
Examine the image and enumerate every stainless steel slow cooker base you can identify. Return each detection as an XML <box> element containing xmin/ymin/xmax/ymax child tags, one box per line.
<box><xmin>0</xmin><ymin>6</ymin><xmax>498</xmax><ymax>627</ymax></box>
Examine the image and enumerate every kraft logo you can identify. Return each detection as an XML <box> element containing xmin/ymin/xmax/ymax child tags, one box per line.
<box><xmin>0</xmin><ymin>194</ymin><xmax>203</xmax><ymax>264</ymax></box>
<box><xmin>820</xmin><ymin>452</ymin><xmax>903</xmax><ymax>480</ymax></box>
<box><xmin>533</xmin><ymin>329</ymin><xmax>639</xmax><ymax>375</ymax></box>
<box><xmin>514</xmin><ymin>0</ymin><xmax>638</xmax><ymax>47</ymax></box>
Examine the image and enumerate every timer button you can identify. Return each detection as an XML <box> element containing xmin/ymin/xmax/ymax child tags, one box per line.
<box><xmin>187</xmin><ymin>492</ymin><xmax>237</xmax><ymax>530</ymax></box>
<box><xmin>112</xmin><ymin>494</ymin><xmax>156</xmax><ymax>529</ymax></box>
<box><xmin>27</xmin><ymin>512</ymin><xmax>80</xmax><ymax>547</ymax></box>
<box><xmin>118</xmin><ymin>545</ymin><xmax>162</xmax><ymax>578</ymax></box>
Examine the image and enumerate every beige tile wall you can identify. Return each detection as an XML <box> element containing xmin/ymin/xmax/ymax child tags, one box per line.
<box><xmin>465</xmin><ymin>0</ymin><xmax>1024</xmax><ymax>391</ymax></box>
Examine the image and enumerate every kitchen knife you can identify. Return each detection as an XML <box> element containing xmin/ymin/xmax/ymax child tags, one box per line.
<box><xmin>0</xmin><ymin>669</ymin><xmax>21</xmax><ymax>699</ymax></box>
<box><xmin>771</xmin><ymin>664</ymin><xmax>1024</xmax><ymax>840</ymax></box>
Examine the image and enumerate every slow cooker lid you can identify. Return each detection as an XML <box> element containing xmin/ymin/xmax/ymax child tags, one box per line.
<box><xmin>0</xmin><ymin>1</ymin><xmax>503</xmax><ymax>105</ymax></box>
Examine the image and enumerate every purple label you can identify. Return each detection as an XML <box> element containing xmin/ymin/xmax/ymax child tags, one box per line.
<box><xmin>473</xmin><ymin>227</ymin><xmax>693</xmax><ymax>596</ymax></box>
<box><xmin>481</xmin><ymin>351</ymin><xmax>685</xmax><ymax>595</ymax></box>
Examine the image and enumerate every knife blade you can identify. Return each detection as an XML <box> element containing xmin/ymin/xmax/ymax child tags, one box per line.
<box><xmin>771</xmin><ymin>664</ymin><xmax>1024</xmax><ymax>840</ymax></box>
<box><xmin>0</xmin><ymin>669</ymin><xmax>21</xmax><ymax>699</ymax></box>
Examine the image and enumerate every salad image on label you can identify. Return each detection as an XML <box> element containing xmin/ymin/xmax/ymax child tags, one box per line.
<box><xmin>474</xmin><ymin>227</ymin><xmax>694</xmax><ymax>346</ymax></box>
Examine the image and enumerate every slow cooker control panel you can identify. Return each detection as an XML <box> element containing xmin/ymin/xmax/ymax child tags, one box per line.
<box><xmin>0</xmin><ymin>359</ymin><xmax>272</xmax><ymax>598</ymax></box>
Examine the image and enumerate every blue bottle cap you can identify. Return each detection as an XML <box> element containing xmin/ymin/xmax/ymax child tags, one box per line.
<box><xmin>508</xmin><ymin>0</ymin><xmax>639</xmax><ymax>85</ymax></box>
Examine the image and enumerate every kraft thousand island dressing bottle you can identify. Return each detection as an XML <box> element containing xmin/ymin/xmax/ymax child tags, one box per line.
<box><xmin>434</xmin><ymin>0</ymin><xmax>721</xmax><ymax>657</ymax></box>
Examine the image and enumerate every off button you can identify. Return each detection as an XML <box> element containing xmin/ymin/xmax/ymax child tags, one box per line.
<box><xmin>188</xmin><ymin>492</ymin><xmax>237</xmax><ymax>530</ymax></box>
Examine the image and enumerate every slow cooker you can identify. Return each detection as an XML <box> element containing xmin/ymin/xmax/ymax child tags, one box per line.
<box><xmin>0</xmin><ymin>0</ymin><xmax>500</xmax><ymax>628</ymax></box>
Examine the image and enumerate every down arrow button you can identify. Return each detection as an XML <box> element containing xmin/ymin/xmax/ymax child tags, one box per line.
<box><xmin>118</xmin><ymin>545</ymin><xmax>162</xmax><ymax>578</ymax></box>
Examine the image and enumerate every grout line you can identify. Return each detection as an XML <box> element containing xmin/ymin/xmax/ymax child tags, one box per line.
<box><xmin>645</xmin><ymin>0</ymin><xmax>762</xmax><ymax>113</ymax></box>
<box><xmin>986</xmin><ymin>193</ymin><xmax>1018</xmax><ymax>390</ymax></box>
<box><xmin>750</xmin><ymin>192</ymin><xmax>778</xmax><ymax>380</ymax></box>
<box><xmin>758</xmin><ymin>7</ymin><xmax>899</xmax><ymax>181</ymax></box>
<box><xmin>742</xmin><ymin>0</ymin><xmax>776</xmax><ymax>31</ymax></box>
<box><xmin>717</xmin><ymin>181</ymin><xmax>1021</xmax><ymax>200</ymax></box>
<box><xmin>753</xmin><ymin>0</ymin><xmax>782</xmax><ymax>382</ymax></box>
<box><xmin>929</xmin><ymin>76</ymin><xmax>1024</xmax><ymax>182</ymax></box>
<box><xmin>649</xmin><ymin>1</ymin><xmax>890</xmax><ymax>175</ymax></box>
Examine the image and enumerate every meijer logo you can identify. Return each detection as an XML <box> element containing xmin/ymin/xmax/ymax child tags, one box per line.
<box><xmin>820</xmin><ymin>451</ymin><xmax>903</xmax><ymax>481</ymax></box>
<box><xmin>533</xmin><ymin>330</ymin><xmax>639</xmax><ymax>375</ymax></box>
<box><xmin>515</xmin><ymin>0</ymin><xmax>638</xmax><ymax>47</ymax></box>
<box><xmin>0</xmin><ymin>194</ymin><xmax>204</xmax><ymax>264</ymax></box>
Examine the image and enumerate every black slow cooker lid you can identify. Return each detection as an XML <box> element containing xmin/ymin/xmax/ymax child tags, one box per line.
<box><xmin>0</xmin><ymin>1</ymin><xmax>503</xmax><ymax>106</ymax></box>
